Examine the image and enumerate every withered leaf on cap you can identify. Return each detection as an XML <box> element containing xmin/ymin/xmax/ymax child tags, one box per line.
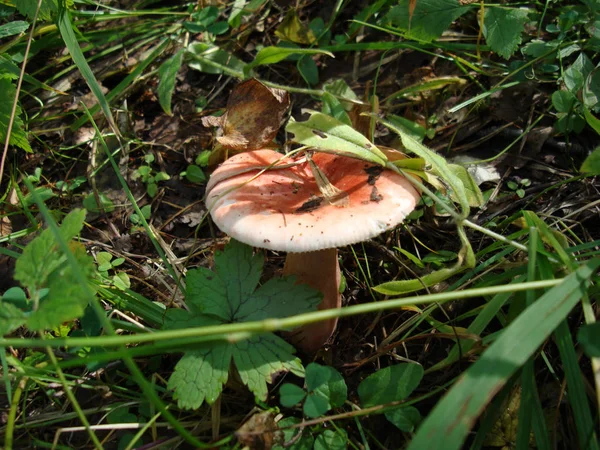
<box><xmin>203</xmin><ymin>78</ymin><xmax>290</xmax><ymax>152</ymax></box>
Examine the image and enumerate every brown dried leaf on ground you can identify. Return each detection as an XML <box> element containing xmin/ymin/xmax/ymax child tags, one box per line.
<box><xmin>203</xmin><ymin>79</ymin><xmax>290</xmax><ymax>151</ymax></box>
<box><xmin>235</xmin><ymin>411</ymin><xmax>282</xmax><ymax>450</ymax></box>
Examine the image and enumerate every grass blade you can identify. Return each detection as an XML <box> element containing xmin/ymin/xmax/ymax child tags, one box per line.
<box><xmin>407</xmin><ymin>259</ymin><xmax>600</xmax><ymax>450</ymax></box>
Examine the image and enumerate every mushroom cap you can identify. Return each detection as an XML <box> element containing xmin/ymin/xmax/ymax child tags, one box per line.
<box><xmin>206</xmin><ymin>150</ymin><xmax>420</xmax><ymax>252</ymax></box>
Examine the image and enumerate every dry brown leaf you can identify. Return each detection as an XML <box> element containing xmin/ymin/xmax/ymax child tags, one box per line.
<box><xmin>205</xmin><ymin>79</ymin><xmax>290</xmax><ymax>152</ymax></box>
<box><xmin>235</xmin><ymin>411</ymin><xmax>282</xmax><ymax>450</ymax></box>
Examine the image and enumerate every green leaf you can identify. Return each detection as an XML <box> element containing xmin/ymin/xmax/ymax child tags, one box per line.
<box><xmin>184</xmin><ymin>164</ymin><xmax>207</xmax><ymax>184</ymax></box>
<box><xmin>158</xmin><ymin>49</ymin><xmax>185</xmax><ymax>116</ymax></box>
<box><xmin>407</xmin><ymin>260</ymin><xmax>600</xmax><ymax>450</ymax></box>
<box><xmin>236</xmin><ymin>277</ymin><xmax>322</xmax><ymax>323</ymax></box>
<box><xmin>314</xmin><ymin>429</ymin><xmax>348</xmax><ymax>450</ymax></box>
<box><xmin>243</xmin><ymin>47</ymin><xmax>333</xmax><ymax>78</ymax></box>
<box><xmin>578</xmin><ymin>322</ymin><xmax>600</xmax><ymax>357</ymax></box>
<box><xmin>0</xmin><ymin>21</ymin><xmax>29</xmax><ymax>39</ymax></box>
<box><xmin>305</xmin><ymin>363</ymin><xmax>347</xmax><ymax>409</ymax></box>
<box><xmin>187</xmin><ymin>42</ymin><xmax>245</xmax><ymax>75</ymax></box>
<box><xmin>378</xmin><ymin>115</ymin><xmax>469</xmax><ymax>214</ymax></box>
<box><xmin>385</xmin><ymin>406</ymin><xmax>421</xmax><ymax>432</ymax></box>
<box><xmin>583</xmin><ymin>68</ymin><xmax>600</xmax><ymax>110</ymax></box>
<box><xmin>384</xmin><ymin>0</ymin><xmax>471</xmax><ymax>42</ymax></box>
<box><xmin>273</xmin><ymin>418</ymin><xmax>314</xmax><ymax>450</ymax></box>
<box><xmin>112</xmin><ymin>272</ymin><xmax>131</xmax><ymax>290</ymax></box>
<box><xmin>0</xmin><ymin>300</ymin><xmax>27</xmax><ymax>336</ymax></box>
<box><xmin>358</xmin><ymin>363</ymin><xmax>424</xmax><ymax>407</ymax></box>
<box><xmin>563</xmin><ymin>53</ymin><xmax>594</xmax><ymax>93</ymax></box>
<box><xmin>580</xmin><ymin>146</ymin><xmax>600</xmax><ymax>174</ymax></box>
<box><xmin>286</xmin><ymin>112</ymin><xmax>388</xmax><ymax>166</ymax></box>
<box><xmin>0</xmin><ymin>78</ymin><xmax>32</xmax><ymax>152</ymax></box>
<box><xmin>16</xmin><ymin>0</ymin><xmax>58</xmax><ymax>21</ymax></box>
<box><xmin>168</xmin><ymin>239</ymin><xmax>319</xmax><ymax>408</ymax></box>
<box><xmin>82</xmin><ymin>193</ymin><xmax>115</xmax><ymax>213</ymax></box>
<box><xmin>448</xmin><ymin>164</ymin><xmax>484</xmax><ymax>207</ymax></box>
<box><xmin>27</xmin><ymin>243</ymin><xmax>95</xmax><ymax>330</ymax></box>
<box><xmin>232</xmin><ymin>334</ymin><xmax>304</xmax><ymax>401</ymax></box>
<box><xmin>279</xmin><ymin>383</ymin><xmax>306</xmax><ymax>407</ymax></box>
<box><xmin>297</xmin><ymin>55</ymin><xmax>319</xmax><ymax>86</ymax></box>
<box><xmin>483</xmin><ymin>7</ymin><xmax>529</xmax><ymax>60</ymax></box>
<box><xmin>321</xmin><ymin>92</ymin><xmax>352</xmax><ymax>126</ymax></box>
<box><xmin>168</xmin><ymin>343</ymin><xmax>233</xmax><ymax>409</ymax></box>
<box><xmin>14</xmin><ymin>209</ymin><xmax>86</xmax><ymax>293</ymax></box>
<box><xmin>303</xmin><ymin>393</ymin><xmax>330</xmax><ymax>418</ymax></box>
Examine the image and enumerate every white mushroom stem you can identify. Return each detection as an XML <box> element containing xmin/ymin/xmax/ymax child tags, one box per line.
<box><xmin>283</xmin><ymin>248</ymin><xmax>341</xmax><ymax>354</ymax></box>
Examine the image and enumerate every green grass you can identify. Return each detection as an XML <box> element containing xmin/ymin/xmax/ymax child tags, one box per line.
<box><xmin>1</xmin><ymin>0</ymin><xmax>599</xmax><ymax>449</ymax></box>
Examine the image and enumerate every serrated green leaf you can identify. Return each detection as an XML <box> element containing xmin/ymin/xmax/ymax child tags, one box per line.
<box><xmin>483</xmin><ymin>7</ymin><xmax>529</xmax><ymax>60</ymax></box>
<box><xmin>16</xmin><ymin>0</ymin><xmax>58</xmax><ymax>21</ymax></box>
<box><xmin>27</xmin><ymin>245</ymin><xmax>94</xmax><ymax>330</ymax></box>
<box><xmin>14</xmin><ymin>209</ymin><xmax>87</xmax><ymax>293</ymax></box>
<box><xmin>0</xmin><ymin>21</ymin><xmax>29</xmax><ymax>39</ymax></box>
<box><xmin>314</xmin><ymin>429</ymin><xmax>348</xmax><ymax>450</ymax></box>
<box><xmin>0</xmin><ymin>78</ymin><xmax>32</xmax><ymax>152</ymax></box>
<box><xmin>358</xmin><ymin>363</ymin><xmax>424</xmax><ymax>407</ymax></box>
<box><xmin>286</xmin><ymin>112</ymin><xmax>387</xmax><ymax>165</ymax></box>
<box><xmin>233</xmin><ymin>334</ymin><xmax>304</xmax><ymax>401</ymax></box>
<box><xmin>244</xmin><ymin>47</ymin><xmax>333</xmax><ymax>78</ymax></box>
<box><xmin>236</xmin><ymin>277</ymin><xmax>321</xmax><ymax>323</ymax></box>
<box><xmin>384</xmin><ymin>0</ymin><xmax>471</xmax><ymax>42</ymax></box>
<box><xmin>158</xmin><ymin>49</ymin><xmax>184</xmax><ymax>116</ymax></box>
<box><xmin>279</xmin><ymin>383</ymin><xmax>306</xmax><ymax>407</ymax></box>
<box><xmin>385</xmin><ymin>406</ymin><xmax>421</xmax><ymax>432</ymax></box>
<box><xmin>168</xmin><ymin>343</ymin><xmax>233</xmax><ymax>409</ymax></box>
<box><xmin>185</xmin><ymin>267</ymin><xmax>228</xmax><ymax>319</ymax></box>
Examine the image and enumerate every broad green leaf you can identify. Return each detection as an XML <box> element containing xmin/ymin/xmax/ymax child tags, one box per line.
<box><xmin>0</xmin><ymin>300</ymin><xmax>27</xmax><ymax>336</ymax></box>
<box><xmin>273</xmin><ymin>418</ymin><xmax>314</xmax><ymax>450</ymax></box>
<box><xmin>358</xmin><ymin>363</ymin><xmax>424</xmax><ymax>407</ymax></box>
<box><xmin>314</xmin><ymin>429</ymin><xmax>348</xmax><ymax>450</ymax></box>
<box><xmin>0</xmin><ymin>21</ymin><xmax>29</xmax><ymax>39</ymax></box>
<box><xmin>578</xmin><ymin>322</ymin><xmax>600</xmax><ymax>357</ymax></box>
<box><xmin>275</xmin><ymin>9</ymin><xmax>317</xmax><ymax>45</ymax></box>
<box><xmin>304</xmin><ymin>363</ymin><xmax>347</xmax><ymax>415</ymax></box>
<box><xmin>187</xmin><ymin>42</ymin><xmax>245</xmax><ymax>75</ymax></box>
<box><xmin>185</xmin><ymin>267</ymin><xmax>228</xmax><ymax>319</ymax></box>
<box><xmin>323</xmin><ymin>79</ymin><xmax>359</xmax><ymax>110</ymax></box>
<box><xmin>384</xmin><ymin>0</ymin><xmax>472</xmax><ymax>42</ymax></box>
<box><xmin>244</xmin><ymin>47</ymin><xmax>333</xmax><ymax>77</ymax></box>
<box><xmin>82</xmin><ymin>193</ymin><xmax>114</xmax><ymax>213</ymax></box>
<box><xmin>580</xmin><ymin>146</ymin><xmax>600</xmax><ymax>174</ymax></box>
<box><xmin>563</xmin><ymin>53</ymin><xmax>594</xmax><ymax>93</ymax></box>
<box><xmin>14</xmin><ymin>209</ymin><xmax>86</xmax><ymax>293</ymax></box>
<box><xmin>27</xmin><ymin>242</ymin><xmax>95</xmax><ymax>330</ymax></box>
<box><xmin>0</xmin><ymin>78</ymin><xmax>32</xmax><ymax>152</ymax></box>
<box><xmin>286</xmin><ymin>112</ymin><xmax>387</xmax><ymax>166</ymax></box>
<box><xmin>303</xmin><ymin>392</ymin><xmax>330</xmax><ymax>418</ymax></box>
<box><xmin>584</xmin><ymin>107</ymin><xmax>600</xmax><ymax>135</ymax></box>
<box><xmin>552</xmin><ymin>90</ymin><xmax>578</xmax><ymax>113</ymax></box>
<box><xmin>385</xmin><ymin>406</ymin><xmax>421</xmax><ymax>432</ymax></box>
<box><xmin>583</xmin><ymin>68</ymin><xmax>600</xmax><ymax>110</ymax></box>
<box><xmin>168</xmin><ymin>343</ymin><xmax>233</xmax><ymax>409</ymax></box>
<box><xmin>407</xmin><ymin>260</ymin><xmax>600</xmax><ymax>450</ymax></box>
<box><xmin>483</xmin><ymin>7</ymin><xmax>529</xmax><ymax>60</ymax></box>
<box><xmin>233</xmin><ymin>334</ymin><xmax>304</xmax><ymax>401</ymax></box>
<box><xmin>184</xmin><ymin>164</ymin><xmax>206</xmax><ymax>184</ymax></box>
<box><xmin>158</xmin><ymin>49</ymin><xmax>185</xmax><ymax>116</ymax></box>
<box><xmin>279</xmin><ymin>383</ymin><xmax>306</xmax><ymax>407</ymax></box>
<box><xmin>16</xmin><ymin>0</ymin><xmax>58</xmax><ymax>21</ymax></box>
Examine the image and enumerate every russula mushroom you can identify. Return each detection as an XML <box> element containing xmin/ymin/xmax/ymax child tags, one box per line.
<box><xmin>205</xmin><ymin>150</ymin><xmax>420</xmax><ymax>353</ymax></box>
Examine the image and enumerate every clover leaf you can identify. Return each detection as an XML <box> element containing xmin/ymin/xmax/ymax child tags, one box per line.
<box><xmin>165</xmin><ymin>239</ymin><xmax>322</xmax><ymax>410</ymax></box>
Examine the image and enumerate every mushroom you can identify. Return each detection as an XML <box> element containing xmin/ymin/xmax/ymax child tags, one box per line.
<box><xmin>205</xmin><ymin>150</ymin><xmax>420</xmax><ymax>353</ymax></box>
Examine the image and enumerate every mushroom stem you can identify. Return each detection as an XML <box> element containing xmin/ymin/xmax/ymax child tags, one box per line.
<box><xmin>283</xmin><ymin>248</ymin><xmax>341</xmax><ymax>354</ymax></box>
